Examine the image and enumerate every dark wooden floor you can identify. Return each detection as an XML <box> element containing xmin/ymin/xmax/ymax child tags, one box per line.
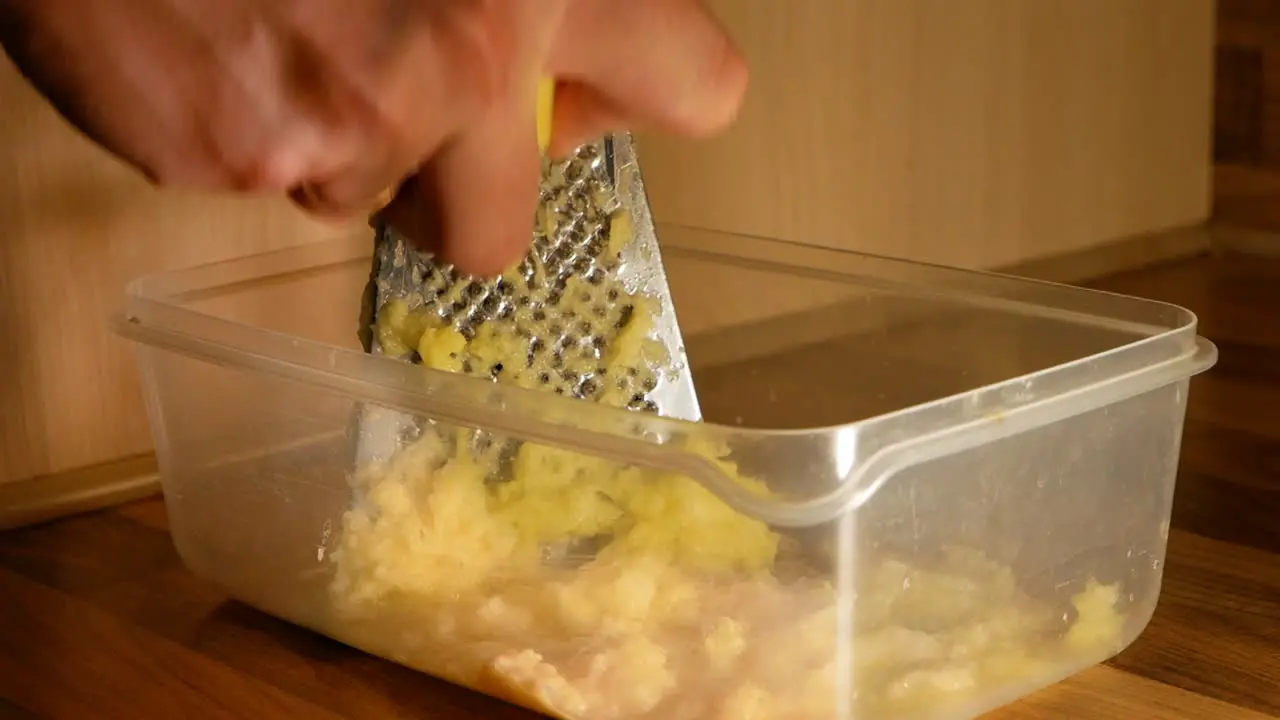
<box><xmin>2</xmin><ymin>250</ymin><xmax>1279</xmax><ymax>719</ymax></box>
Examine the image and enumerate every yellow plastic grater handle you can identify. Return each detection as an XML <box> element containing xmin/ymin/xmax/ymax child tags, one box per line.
<box><xmin>374</xmin><ymin>76</ymin><xmax>555</xmax><ymax>210</ymax></box>
<box><xmin>535</xmin><ymin>75</ymin><xmax>556</xmax><ymax>156</ymax></box>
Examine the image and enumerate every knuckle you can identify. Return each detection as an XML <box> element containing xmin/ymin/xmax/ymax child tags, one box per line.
<box><xmin>229</xmin><ymin>123</ymin><xmax>326</xmax><ymax>192</ymax></box>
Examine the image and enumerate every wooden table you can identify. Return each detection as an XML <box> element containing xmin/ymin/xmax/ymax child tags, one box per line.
<box><xmin>2</xmin><ymin>251</ymin><xmax>1279</xmax><ymax>719</ymax></box>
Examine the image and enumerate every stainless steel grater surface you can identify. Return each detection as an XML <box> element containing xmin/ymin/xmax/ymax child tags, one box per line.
<box><xmin>354</xmin><ymin>133</ymin><xmax>700</xmax><ymax>467</ymax></box>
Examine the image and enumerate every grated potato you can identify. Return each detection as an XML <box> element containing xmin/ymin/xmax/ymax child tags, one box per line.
<box><xmin>332</xmin><ymin>225</ymin><xmax>1130</xmax><ymax>719</ymax></box>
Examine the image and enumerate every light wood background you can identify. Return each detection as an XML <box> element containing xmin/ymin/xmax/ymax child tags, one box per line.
<box><xmin>637</xmin><ymin>0</ymin><xmax>1215</xmax><ymax>268</ymax></box>
<box><xmin>0</xmin><ymin>66</ymin><xmax>358</xmax><ymax>486</ymax></box>
<box><xmin>0</xmin><ymin>0</ymin><xmax>1215</xmax><ymax>491</ymax></box>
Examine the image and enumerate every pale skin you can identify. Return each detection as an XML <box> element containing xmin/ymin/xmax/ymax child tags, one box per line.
<box><xmin>0</xmin><ymin>0</ymin><xmax>748</xmax><ymax>275</ymax></box>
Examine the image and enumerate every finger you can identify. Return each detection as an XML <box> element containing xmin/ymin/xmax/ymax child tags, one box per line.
<box><xmin>285</xmin><ymin>134</ymin><xmax>412</xmax><ymax>220</ymax></box>
<box><xmin>399</xmin><ymin>0</ymin><xmax>562</xmax><ymax>276</ymax></box>
<box><xmin>279</xmin><ymin>123</ymin><xmax>390</xmax><ymax>218</ymax></box>
<box><xmin>550</xmin><ymin>0</ymin><xmax>748</xmax><ymax>138</ymax></box>
<box><xmin>289</xmin><ymin>177</ymin><xmax>402</xmax><ymax>221</ymax></box>
<box><xmin>426</xmin><ymin>81</ymin><xmax>543</xmax><ymax>277</ymax></box>
<box><xmin>545</xmin><ymin>81</ymin><xmax>631</xmax><ymax>158</ymax></box>
<box><xmin>279</xmin><ymin>7</ymin><xmax>499</xmax><ymax>219</ymax></box>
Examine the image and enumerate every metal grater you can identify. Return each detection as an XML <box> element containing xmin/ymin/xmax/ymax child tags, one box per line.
<box><xmin>353</xmin><ymin>133</ymin><xmax>700</xmax><ymax>468</ymax></box>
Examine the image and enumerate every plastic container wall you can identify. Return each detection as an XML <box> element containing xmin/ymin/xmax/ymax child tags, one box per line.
<box><xmin>118</xmin><ymin>227</ymin><xmax>1215</xmax><ymax>720</ymax></box>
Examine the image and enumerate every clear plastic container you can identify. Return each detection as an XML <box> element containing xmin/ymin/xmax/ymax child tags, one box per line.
<box><xmin>115</xmin><ymin>225</ymin><xmax>1216</xmax><ymax>720</ymax></box>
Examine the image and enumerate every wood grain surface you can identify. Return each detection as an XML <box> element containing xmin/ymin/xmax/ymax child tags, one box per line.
<box><xmin>1</xmin><ymin>251</ymin><xmax>1277</xmax><ymax>718</ymax></box>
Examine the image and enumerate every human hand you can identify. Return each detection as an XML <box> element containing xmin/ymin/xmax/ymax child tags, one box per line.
<box><xmin>0</xmin><ymin>0</ymin><xmax>747</xmax><ymax>274</ymax></box>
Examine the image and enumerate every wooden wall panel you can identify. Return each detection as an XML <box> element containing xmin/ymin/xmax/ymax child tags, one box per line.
<box><xmin>637</xmin><ymin>0</ymin><xmax>1215</xmax><ymax>269</ymax></box>
<box><xmin>0</xmin><ymin>59</ymin><xmax>356</xmax><ymax>484</ymax></box>
<box><xmin>1213</xmin><ymin>0</ymin><xmax>1280</xmax><ymax>234</ymax></box>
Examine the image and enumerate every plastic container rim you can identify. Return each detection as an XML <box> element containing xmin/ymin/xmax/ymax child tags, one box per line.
<box><xmin>112</xmin><ymin>231</ymin><xmax>1218</xmax><ymax>528</ymax></box>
